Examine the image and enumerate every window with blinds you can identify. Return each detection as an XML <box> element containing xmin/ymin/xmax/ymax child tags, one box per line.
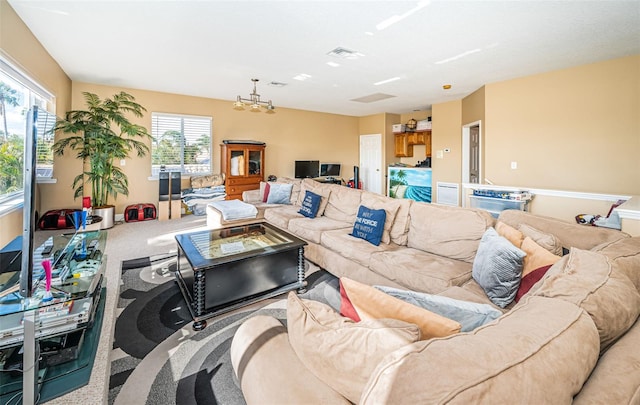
<box><xmin>0</xmin><ymin>56</ymin><xmax>54</xmax><ymax>204</ymax></box>
<box><xmin>151</xmin><ymin>113</ymin><xmax>212</xmax><ymax>177</ymax></box>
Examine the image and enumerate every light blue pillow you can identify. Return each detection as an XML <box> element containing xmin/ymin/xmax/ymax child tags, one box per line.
<box><xmin>472</xmin><ymin>227</ymin><xmax>526</xmax><ymax>308</ymax></box>
<box><xmin>374</xmin><ymin>286</ymin><xmax>503</xmax><ymax>332</ymax></box>
<box><xmin>350</xmin><ymin>205</ymin><xmax>386</xmax><ymax>246</ymax></box>
<box><xmin>266</xmin><ymin>183</ymin><xmax>293</xmax><ymax>204</ymax></box>
<box><xmin>299</xmin><ymin>190</ymin><xmax>322</xmax><ymax>218</ymax></box>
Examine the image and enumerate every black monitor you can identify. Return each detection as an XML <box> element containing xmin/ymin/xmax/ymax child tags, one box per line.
<box><xmin>320</xmin><ymin>163</ymin><xmax>341</xmax><ymax>177</ymax></box>
<box><xmin>294</xmin><ymin>160</ymin><xmax>319</xmax><ymax>179</ymax></box>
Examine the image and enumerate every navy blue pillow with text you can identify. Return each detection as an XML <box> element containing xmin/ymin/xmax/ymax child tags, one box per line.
<box><xmin>351</xmin><ymin>205</ymin><xmax>386</xmax><ymax>246</ymax></box>
<box><xmin>299</xmin><ymin>190</ymin><xmax>322</xmax><ymax>218</ymax></box>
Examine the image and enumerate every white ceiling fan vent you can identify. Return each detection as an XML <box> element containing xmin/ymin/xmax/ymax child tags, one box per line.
<box><xmin>327</xmin><ymin>47</ymin><xmax>363</xmax><ymax>59</ymax></box>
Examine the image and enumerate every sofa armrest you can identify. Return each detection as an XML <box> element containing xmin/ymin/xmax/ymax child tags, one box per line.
<box><xmin>230</xmin><ymin>315</ymin><xmax>350</xmax><ymax>405</ymax></box>
<box><xmin>242</xmin><ymin>189</ymin><xmax>262</xmax><ymax>203</ymax></box>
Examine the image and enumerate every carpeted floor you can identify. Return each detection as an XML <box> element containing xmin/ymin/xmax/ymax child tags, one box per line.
<box><xmin>108</xmin><ymin>253</ymin><xmax>339</xmax><ymax>405</ymax></box>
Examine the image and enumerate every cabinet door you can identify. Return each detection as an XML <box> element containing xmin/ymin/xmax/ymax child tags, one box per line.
<box><xmin>425</xmin><ymin>131</ymin><xmax>432</xmax><ymax>157</ymax></box>
<box><xmin>247</xmin><ymin>149</ymin><xmax>263</xmax><ymax>176</ymax></box>
<box><xmin>395</xmin><ymin>134</ymin><xmax>413</xmax><ymax>157</ymax></box>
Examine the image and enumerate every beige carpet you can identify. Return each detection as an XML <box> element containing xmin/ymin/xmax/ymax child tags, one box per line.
<box><xmin>36</xmin><ymin>214</ymin><xmax>212</xmax><ymax>404</ymax></box>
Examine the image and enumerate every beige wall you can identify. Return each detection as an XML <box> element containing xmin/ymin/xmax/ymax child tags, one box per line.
<box><xmin>484</xmin><ymin>55</ymin><xmax>639</xmax><ymax>195</ymax></box>
<box><xmin>0</xmin><ymin>0</ymin><xmax>72</xmax><ymax>247</ymax></box>
<box><xmin>43</xmin><ymin>82</ymin><xmax>360</xmax><ymax>215</ymax></box>
<box><xmin>431</xmin><ymin>100</ymin><xmax>463</xmax><ymax>203</ymax></box>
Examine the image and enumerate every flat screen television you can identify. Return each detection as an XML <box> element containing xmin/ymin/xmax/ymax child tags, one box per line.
<box><xmin>294</xmin><ymin>160</ymin><xmax>319</xmax><ymax>179</ymax></box>
<box><xmin>320</xmin><ymin>163</ymin><xmax>341</xmax><ymax>177</ymax></box>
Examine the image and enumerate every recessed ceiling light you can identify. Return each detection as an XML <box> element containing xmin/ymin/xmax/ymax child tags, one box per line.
<box><xmin>374</xmin><ymin>77</ymin><xmax>401</xmax><ymax>86</ymax></box>
<box><xmin>326</xmin><ymin>61</ymin><xmax>340</xmax><ymax>67</ymax></box>
<box><xmin>350</xmin><ymin>93</ymin><xmax>396</xmax><ymax>103</ymax></box>
<box><xmin>293</xmin><ymin>73</ymin><xmax>312</xmax><ymax>81</ymax></box>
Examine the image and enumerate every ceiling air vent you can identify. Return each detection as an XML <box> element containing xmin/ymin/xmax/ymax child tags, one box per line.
<box><xmin>268</xmin><ymin>81</ymin><xmax>287</xmax><ymax>87</ymax></box>
<box><xmin>327</xmin><ymin>47</ymin><xmax>363</xmax><ymax>59</ymax></box>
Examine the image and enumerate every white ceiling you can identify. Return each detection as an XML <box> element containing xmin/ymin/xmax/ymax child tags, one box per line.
<box><xmin>8</xmin><ymin>0</ymin><xmax>640</xmax><ymax>117</ymax></box>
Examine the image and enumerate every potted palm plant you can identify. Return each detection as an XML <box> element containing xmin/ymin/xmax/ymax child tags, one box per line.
<box><xmin>52</xmin><ymin>91</ymin><xmax>151</xmax><ymax>229</ymax></box>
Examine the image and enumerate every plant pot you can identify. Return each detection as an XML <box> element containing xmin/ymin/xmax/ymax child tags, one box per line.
<box><xmin>92</xmin><ymin>206</ymin><xmax>115</xmax><ymax>229</ymax></box>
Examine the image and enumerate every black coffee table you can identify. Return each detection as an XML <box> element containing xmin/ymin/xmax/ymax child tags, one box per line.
<box><xmin>174</xmin><ymin>222</ymin><xmax>307</xmax><ymax>330</ymax></box>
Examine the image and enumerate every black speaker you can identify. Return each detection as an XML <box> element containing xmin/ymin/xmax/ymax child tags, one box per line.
<box><xmin>353</xmin><ymin>166</ymin><xmax>360</xmax><ymax>189</ymax></box>
<box><xmin>170</xmin><ymin>171</ymin><xmax>181</xmax><ymax>199</ymax></box>
<box><xmin>159</xmin><ymin>171</ymin><xmax>169</xmax><ymax>202</ymax></box>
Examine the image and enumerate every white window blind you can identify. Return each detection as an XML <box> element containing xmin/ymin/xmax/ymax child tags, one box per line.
<box><xmin>151</xmin><ymin>113</ymin><xmax>212</xmax><ymax>176</ymax></box>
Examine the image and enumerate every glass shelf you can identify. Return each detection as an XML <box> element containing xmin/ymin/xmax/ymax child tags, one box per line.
<box><xmin>0</xmin><ymin>230</ymin><xmax>107</xmax><ymax>403</ymax></box>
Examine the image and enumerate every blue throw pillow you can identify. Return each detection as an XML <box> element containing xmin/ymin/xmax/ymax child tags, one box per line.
<box><xmin>265</xmin><ymin>183</ymin><xmax>293</xmax><ymax>204</ymax></box>
<box><xmin>351</xmin><ymin>205</ymin><xmax>386</xmax><ymax>246</ymax></box>
<box><xmin>299</xmin><ymin>190</ymin><xmax>322</xmax><ymax>218</ymax></box>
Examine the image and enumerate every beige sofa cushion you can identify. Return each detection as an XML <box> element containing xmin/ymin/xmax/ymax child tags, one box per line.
<box><xmin>286</xmin><ymin>292</ymin><xmax>420</xmax><ymax>404</ymax></box>
<box><xmin>360</xmin><ymin>296</ymin><xmax>600</xmax><ymax>404</ymax></box>
<box><xmin>594</xmin><ymin>236</ymin><xmax>640</xmax><ymax>292</ymax></box>
<box><xmin>573</xmin><ymin>316</ymin><xmax>640</xmax><ymax>404</ymax></box>
<box><xmin>498</xmin><ymin>209</ymin><xmax>629</xmax><ymax>250</ymax></box>
<box><xmin>263</xmin><ymin>205</ymin><xmax>302</xmax><ymax>229</ymax></box>
<box><xmin>533</xmin><ymin>248</ymin><xmax>640</xmax><ymax>351</ymax></box>
<box><xmin>230</xmin><ymin>315</ymin><xmax>351</xmax><ymax>405</ymax></box>
<box><xmin>320</xmin><ymin>229</ymin><xmax>400</xmax><ymax>268</ymax></box>
<box><xmin>288</xmin><ymin>216</ymin><xmax>352</xmax><ymax>244</ymax></box>
<box><xmin>370</xmin><ymin>247</ymin><xmax>473</xmax><ymax>294</ymax></box>
<box><xmin>323</xmin><ymin>184</ymin><xmax>363</xmax><ymax>223</ymax></box>
<box><xmin>408</xmin><ymin>203</ymin><xmax>494</xmax><ymax>263</ymax></box>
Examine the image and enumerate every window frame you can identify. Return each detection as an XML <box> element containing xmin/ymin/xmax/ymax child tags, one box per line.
<box><xmin>0</xmin><ymin>54</ymin><xmax>55</xmax><ymax>209</ymax></box>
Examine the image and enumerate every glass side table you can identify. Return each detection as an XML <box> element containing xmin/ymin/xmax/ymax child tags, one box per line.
<box><xmin>0</xmin><ymin>230</ymin><xmax>107</xmax><ymax>404</ymax></box>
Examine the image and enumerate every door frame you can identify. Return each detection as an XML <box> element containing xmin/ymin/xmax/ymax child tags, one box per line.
<box><xmin>462</xmin><ymin>120</ymin><xmax>482</xmax><ymax>184</ymax></box>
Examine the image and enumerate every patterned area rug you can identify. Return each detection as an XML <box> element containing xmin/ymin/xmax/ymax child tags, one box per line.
<box><xmin>108</xmin><ymin>254</ymin><xmax>339</xmax><ymax>405</ymax></box>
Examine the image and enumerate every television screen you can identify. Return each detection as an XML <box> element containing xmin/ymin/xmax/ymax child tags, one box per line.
<box><xmin>320</xmin><ymin>163</ymin><xmax>341</xmax><ymax>177</ymax></box>
<box><xmin>294</xmin><ymin>160</ymin><xmax>319</xmax><ymax>179</ymax></box>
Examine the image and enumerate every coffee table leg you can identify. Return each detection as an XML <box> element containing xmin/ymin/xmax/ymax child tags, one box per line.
<box><xmin>297</xmin><ymin>246</ymin><xmax>307</xmax><ymax>294</ymax></box>
<box><xmin>193</xmin><ymin>270</ymin><xmax>207</xmax><ymax>331</ymax></box>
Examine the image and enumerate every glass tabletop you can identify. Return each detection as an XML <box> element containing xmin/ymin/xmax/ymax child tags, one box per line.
<box><xmin>0</xmin><ymin>230</ymin><xmax>106</xmax><ymax>318</ymax></box>
<box><xmin>176</xmin><ymin>222</ymin><xmax>306</xmax><ymax>269</ymax></box>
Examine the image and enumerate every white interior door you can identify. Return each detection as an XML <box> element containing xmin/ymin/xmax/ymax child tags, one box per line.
<box><xmin>359</xmin><ymin>134</ymin><xmax>382</xmax><ymax>194</ymax></box>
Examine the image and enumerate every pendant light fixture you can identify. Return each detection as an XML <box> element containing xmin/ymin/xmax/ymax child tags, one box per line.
<box><xmin>233</xmin><ymin>78</ymin><xmax>275</xmax><ymax>113</ymax></box>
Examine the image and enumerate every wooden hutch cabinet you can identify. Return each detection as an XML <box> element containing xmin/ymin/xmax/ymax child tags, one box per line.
<box><xmin>220</xmin><ymin>141</ymin><xmax>265</xmax><ymax>200</ymax></box>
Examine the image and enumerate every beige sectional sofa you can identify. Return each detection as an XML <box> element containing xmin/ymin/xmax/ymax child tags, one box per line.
<box><xmin>233</xmin><ymin>178</ymin><xmax>640</xmax><ymax>404</ymax></box>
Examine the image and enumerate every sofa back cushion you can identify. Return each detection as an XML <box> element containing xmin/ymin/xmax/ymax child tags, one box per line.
<box><xmin>593</xmin><ymin>236</ymin><xmax>640</xmax><ymax>293</ymax></box>
<box><xmin>532</xmin><ymin>248</ymin><xmax>640</xmax><ymax>351</ymax></box>
<box><xmin>498</xmin><ymin>210</ymin><xmax>629</xmax><ymax>250</ymax></box>
<box><xmin>323</xmin><ymin>183</ymin><xmax>363</xmax><ymax>223</ymax></box>
<box><xmin>297</xmin><ymin>178</ymin><xmax>331</xmax><ymax>214</ymax></box>
<box><xmin>360</xmin><ymin>296</ymin><xmax>600</xmax><ymax>404</ymax></box>
<box><xmin>408</xmin><ymin>203</ymin><xmax>494</xmax><ymax>263</ymax></box>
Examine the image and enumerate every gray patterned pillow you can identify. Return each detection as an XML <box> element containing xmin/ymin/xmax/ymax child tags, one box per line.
<box><xmin>472</xmin><ymin>227</ymin><xmax>526</xmax><ymax>308</ymax></box>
